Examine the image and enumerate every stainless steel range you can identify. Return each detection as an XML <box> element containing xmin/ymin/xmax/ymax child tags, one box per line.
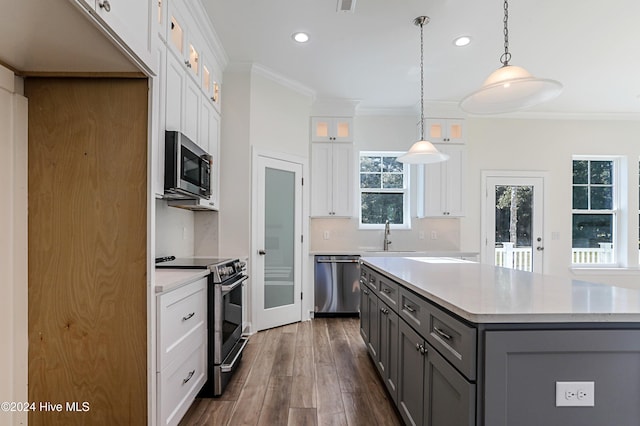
<box><xmin>156</xmin><ymin>257</ymin><xmax>248</xmax><ymax>396</ymax></box>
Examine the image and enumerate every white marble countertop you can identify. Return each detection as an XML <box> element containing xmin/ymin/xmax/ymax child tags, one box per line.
<box><xmin>362</xmin><ymin>257</ymin><xmax>640</xmax><ymax>323</ymax></box>
<box><xmin>155</xmin><ymin>268</ymin><xmax>210</xmax><ymax>293</ymax></box>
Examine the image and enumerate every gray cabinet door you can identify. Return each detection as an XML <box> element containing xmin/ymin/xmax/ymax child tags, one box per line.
<box><xmin>424</xmin><ymin>344</ymin><xmax>475</xmax><ymax>426</ymax></box>
<box><xmin>398</xmin><ymin>320</ymin><xmax>425</xmax><ymax>426</ymax></box>
<box><xmin>359</xmin><ymin>285</ymin><xmax>371</xmax><ymax>343</ymax></box>
<box><xmin>378</xmin><ymin>300</ymin><xmax>399</xmax><ymax>404</ymax></box>
<box><xmin>367</xmin><ymin>289</ymin><xmax>379</xmax><ymax>360</ymax></box>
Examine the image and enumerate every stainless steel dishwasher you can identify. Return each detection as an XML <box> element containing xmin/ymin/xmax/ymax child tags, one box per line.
<box><xmin>314</xmin><ymin>255</ymin><xmax>360</xmax><ymax>316</ymax></box>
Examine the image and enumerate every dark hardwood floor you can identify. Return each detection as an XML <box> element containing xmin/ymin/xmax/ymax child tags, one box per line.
<box><xmin>179</xmin><ymin>317</ymin><xmax>403</xmax><ymax>426</ymax></box>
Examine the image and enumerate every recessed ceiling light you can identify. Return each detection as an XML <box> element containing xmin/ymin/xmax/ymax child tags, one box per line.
<box><xmin>453</xmin><ymin>36</ymin><xmax>471</xmax><ymax>47</ymax></box>
<box><xmin>292</xmin><ymin>32</ymin><xmax>310</xmax><ymax>43</ymax></box>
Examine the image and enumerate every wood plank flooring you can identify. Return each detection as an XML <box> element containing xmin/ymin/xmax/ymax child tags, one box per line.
<box><xmin>179</xmin><ymin>318</ymin><xmax>403</xmax><ymax>426</ymax></box>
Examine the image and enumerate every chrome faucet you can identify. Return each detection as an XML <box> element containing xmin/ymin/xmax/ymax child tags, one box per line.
<box><xmin>383</xmin><ymin>220</ymin><xmax>392</xmax><ymax>251</ymax></box>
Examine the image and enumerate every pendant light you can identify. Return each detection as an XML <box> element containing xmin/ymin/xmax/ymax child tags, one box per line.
<box><xmin>397</xmin><ymin>16</ymin><xmax>449</xmax><ymax>164</ymax></box>
<box><xmin>459</xmin><ymin>0</ymin><xmax>562</xmax><ymax>114</ymax></box>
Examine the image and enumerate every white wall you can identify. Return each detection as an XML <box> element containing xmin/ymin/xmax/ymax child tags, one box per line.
<box><xmin>309</xmin><ymin>114</ymin><xmax>463</xmax><ymax>252</ymax></box>
<box><xmin>155</xmin><ymin>199</ymin><xmax>196</xmax><ymax>258</ymax></box>
<box><xmin>0</xmin><ymin>66</ymin><xmax>28</xmax><ymax>426</ymax></box>
<box><xmin>461</xmin><ymin>117</ymin><xmax>640</xmax><ymax>288</ymax></box>
<box><xmin>219</xmin><ymin>66</ymin><xmax>313</xmax><ymax>329</ymax></box>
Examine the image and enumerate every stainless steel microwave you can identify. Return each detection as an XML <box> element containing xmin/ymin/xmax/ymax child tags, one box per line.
<box><xmin>164</xmin><ymin>131</ymin><xmax>212</xmax><ymax>200</ymax></box>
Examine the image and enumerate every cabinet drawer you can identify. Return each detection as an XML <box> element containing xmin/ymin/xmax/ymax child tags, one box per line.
<box><xmin>424</xmin><ymin>302</ymin><xmax>477</xmax><ymax>380</ymax></box>
<box><xmin>398</xmin><ymin>287</ymin><xmax>429</xmax><ymax>332</ymax></box>
<box><xmin>377</xmin><ymin>275</ymin><xmax>398</xmax><ymax>310</ymax></box>
<box><xmin>158</xmin><ymin>342</ymin><xmax>207</xmax><ymax>426</ymax></box>
<box><xmin>157</xmin><ymin>277</ymin><xmax>207</xmax><ymax>370</ymax></box>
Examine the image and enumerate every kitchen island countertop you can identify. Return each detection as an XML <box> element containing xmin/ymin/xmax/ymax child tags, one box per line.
<box><xmin>362</xmin><ymin>256</ymin><xmax>640</xmax><ymax>323</ymax></box>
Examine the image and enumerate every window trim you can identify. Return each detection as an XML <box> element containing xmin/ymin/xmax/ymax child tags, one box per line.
<box><xmin>358</xmin><ymin>151</ymin><xmax>411</xmax><ymax>230</ymax></box>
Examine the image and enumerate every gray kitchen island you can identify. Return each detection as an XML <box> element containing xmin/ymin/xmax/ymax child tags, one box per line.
<box><xmin>359</xmin><ymin>256</ymin><xmax>640</xmax><ymax>426</ymax></box>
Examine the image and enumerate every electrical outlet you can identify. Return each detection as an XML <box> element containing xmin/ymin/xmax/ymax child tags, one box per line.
<box><xmin>430</xmin><ymin>231</ymin><xmax>438</xmax><ymax>240</ymax></box>
<box><xmin>418</xmin><ymin>231</ymin><xmax>425</xmax><ymax>240</ymax></box>
<box><xmin>556</xmin><ymin>381</ymin><xmax>595</xmax><ymax>407</ymax></box>
<box><xmin>323</xmin><ymin>231</ymin><xmax>330</xmax><ymax>240</ymax></box>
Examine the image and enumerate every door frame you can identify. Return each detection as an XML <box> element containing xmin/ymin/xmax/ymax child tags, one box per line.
<box><xmin>480</xmin><ymin>170</ymin><xmax>549</xmax><ymax>274</ymax></box>
<box><xmin>251</xmin><ymin>148</ymin><xmax>309</xmax><ymax>332</ymax></box>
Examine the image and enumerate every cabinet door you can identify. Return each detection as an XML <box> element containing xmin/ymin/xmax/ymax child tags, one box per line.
<box><xmin>359</xmin><ymin>285</ymin><xmax>372</xmax><ymax>343</ymax></box>
<box><xmin>424</xmin><ymin>346</ymin><xmax>475</xmax><ymax>426</ymax></box>
<box><xmin>153</xmin><ymin>42</ymin><xmax>167</xmax><ymax>197</ymax></box>
<box><xmin>378</xmin><ymin>302</ymin><xmax>399</xmax><ymax>404</ymax></box>
<box><xmin>311</xmin><ymin>143</ymin><xmax>332</xmax><ymax>216</ymax></box>
<box><xmin>398</xmin><ymin>319</ymin><xmax>425</xmax><ymax>426</ymax></box>
<box><xmin>367</xmin><ymin>290</ymin><xmax>379</xmax><ymax>360</ymax></box>
<box><xmin>93</xmin><ymin>0</ymin><xmax>153</xmax><ymax>66</ymax></box>
<box><xmin>165</xmin><ymin>51</ymin><xmax>184</xmax><ymax>132</ymax></box>
<box><xmin>331</xmin><ymin>143</ymin><xmax>353</xmax><ymax>217</ymax></box>
<box><xmin>424</xmin><ymin>118</ymin><xmax>464</xmax><ymax>144</ymax></box>
<box><xmin>442</xmin><ymin>145</ymin><xmax>465</xmax><ymax>217</ymax></box>
<box><xmin>418</xmin><ymin>144</ymin><xmax>465</xmax><ymax>217</ymax></box>
<box><xmin>182</xmin><ymin>76</ymin><xmax>200</xmax><ymax>144</ymax></box>
<box><xmin>311</xmin><ymin>117</ymin><xmax>353</xmax><ymax>142</ymax></box>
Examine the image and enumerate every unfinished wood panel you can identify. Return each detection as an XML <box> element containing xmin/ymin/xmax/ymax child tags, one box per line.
<box><xmin>26</xmin><ymin>77</ymin><xmax>148</xmax><ymax>425</ymax></box>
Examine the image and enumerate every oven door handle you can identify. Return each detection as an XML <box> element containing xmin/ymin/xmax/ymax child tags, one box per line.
<box><xmin>221</xmin><ymin>275</ymin><xmax>248</xmax><ymax>295</ymax></box>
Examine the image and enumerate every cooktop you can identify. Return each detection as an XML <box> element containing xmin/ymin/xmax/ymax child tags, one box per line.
<box><xmin>155</xmin><ymin>257</ymin><xmax>233</xmax><ymax>269</ymax></box>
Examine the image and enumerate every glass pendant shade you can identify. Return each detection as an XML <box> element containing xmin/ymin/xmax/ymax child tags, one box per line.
<box><xmin>460</xmin><ymin>64</ymin><xmax>563</xmax><ymax>114</ymax></box>
<box><xmin>397</xmin><ymin>140</ymin><xmax>449</xmax><ymax>164</ymax></box>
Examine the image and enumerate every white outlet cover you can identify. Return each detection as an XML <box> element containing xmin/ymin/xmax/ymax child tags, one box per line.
<box><xmin>555</xmin><ymin>381</ymin><xmax>595</xmax><ymax>407</ymax></box>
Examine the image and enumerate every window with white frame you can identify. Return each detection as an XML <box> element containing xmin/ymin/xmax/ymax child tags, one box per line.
<box><xmin>359</xmin><ymin>152</ymin><xmax>409</xmax><ymax>228</ymax></box>
<box><xmin>572</xmin><ymin>157</ymin><xmax>617</xmax><ymax>265</ymax></box>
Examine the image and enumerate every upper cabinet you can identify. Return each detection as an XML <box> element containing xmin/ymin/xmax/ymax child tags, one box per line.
<box><xmin>423</xmin><ymin>118</ymin><xmax>464</xmax><ymax>144</ymax></box>
<box><xmin>311</xmin><ymin>142</ymin><xmax>354</xmax><ymax>217</ymax></box>
<box><xmin>311</xmin><ymin>117</ymin><xmax>354</xmax><ymax>142</ymax></box>
<box><xmin>74</xmin><ymin>0</ymin><xmax>154</xmax><ymax>71</ymax></box>
<box><xmin>417</xmin><ymin>144</ymin><xmax>466</xmax><ymax>217</ymax></box>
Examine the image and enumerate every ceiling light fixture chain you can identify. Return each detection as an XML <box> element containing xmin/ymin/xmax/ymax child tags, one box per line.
<box><xmin>417</xmin><ymin>15</ymin><xmax>427</xmax><ymax>141</ymax></box>
<box><xmin>501</xmin><ymin>0</ymin><xmax>511</xmax><ymax>66</ymax></box>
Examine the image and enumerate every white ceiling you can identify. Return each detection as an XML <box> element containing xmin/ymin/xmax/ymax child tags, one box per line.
<box><xmin>202</xmin><ymin>0</ymin><xmax>640</xmax><ymax>116</ymax></box>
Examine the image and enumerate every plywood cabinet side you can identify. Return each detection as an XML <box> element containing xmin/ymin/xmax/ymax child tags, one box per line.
<box><xmin>26</xmin><ymin>77</ymin><xmax>148</xmax><ymax>425</ymax></box>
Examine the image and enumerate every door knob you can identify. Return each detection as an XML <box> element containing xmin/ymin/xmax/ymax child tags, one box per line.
<box><xmin>258</xmin><ymin>249</ymin><xmax>266</xmax><ymax>255</ymax></box>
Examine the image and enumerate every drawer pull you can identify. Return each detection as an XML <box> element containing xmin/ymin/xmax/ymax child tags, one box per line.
<box><xmin>182</xmin><ymin>369</ymin><xmax>195</xmax><ymax>385</ymax></box>
<box><xmin>403</xmin><ymin>304</ymin><xmax>416</xmax><ymax>313</ymax></box>
<box><xmin>382</xmin><ymin>288</ymin><xmax>391</xmax><ymax>294</ymax></box>
<box><xmin>433</xmin><ymin>326</ymin><xmax>452</xmax><ymax>341</ymax></box>
<box><xmin>182</xmin><ymin>312</ymin><xmax>195</xmax><ymax>321</ymax></box>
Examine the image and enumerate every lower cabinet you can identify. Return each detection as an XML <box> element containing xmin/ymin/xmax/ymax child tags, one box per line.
<box><xmin>361</xmin><ymin>264</ymin><xmax>476</xmax><ymax>426</ymax></box>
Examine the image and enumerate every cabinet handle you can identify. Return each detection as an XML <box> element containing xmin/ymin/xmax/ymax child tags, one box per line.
<box><xmin>98</xmin><ymin>0</ymin><xmax>111</xmax><ymax>12</ymax></box>
<box><xmin>380</xmin><ymin>307</ymin><xmax>389</xmax><ymax>315</ymax></box>
<box><xmin>415</xmin><ymin>342</ymin><xmax>421</xmax><ymax>352</ymax></box>
<box><xmin>185</xmin><ymin>60</ymin><xmax>192</xmax><ymax>68</ymax></box>
<box><xmin>182</xmin><ymin>312</ymin><xmax>195</xmax><ymax>321</ymax></box>
<box><xmin>363</xmin><ymin>289</ymin><xmax>369</xmax><ymax>295</ymax></box>
<box><xmin>420</xmin><ymin>344</ymin><xmax>427</xmax><ymax>355</ymax></box>
<box><xmin>182</xmin><ymin>369</ymin><xmax>195</xmax><ymax>385</ymax></box>
<box><xmin>433</xmin><ymin>326</ymin><xmax>452</xmax><ymax>341</ymax></box>
<box><xmin>403</xmin><ymin>304</ymin><xmax>416</xmax><ymax>313</ymax></box>
<box><xmin>382</xmin><ymin>288</ymin><xmax>391</xmax><ymax>294</ymax></box>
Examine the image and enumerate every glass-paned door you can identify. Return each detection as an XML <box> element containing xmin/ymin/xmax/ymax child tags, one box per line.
<box><xmin>484</xmin><ymin>176</ymin><xmax>544</xmax><ymax>273</ymax></box>
<box><xmin>254</xmin><ymin>155</ymin><xmax>303</xmax><ymax>331</ymax></box>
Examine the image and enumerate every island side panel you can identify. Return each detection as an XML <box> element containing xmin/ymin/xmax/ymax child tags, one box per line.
<box><xmin>485</xmin><ymin>329</ymin><xmax>640</xmax><ymax>426</ymax></box>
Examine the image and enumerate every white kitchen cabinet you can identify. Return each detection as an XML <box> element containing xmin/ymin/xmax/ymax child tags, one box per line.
<box><xmin>153</xmin><ymin>41</ymin><xmax>167</xmax><ymax>197</ymax></box>
<box><xmin>183</xmin><ymin>75</ymin><xmax>200</xmax><ymax>143</ymax></box>
<box><xmin>311</xmin><ymin>142</ymin><xmax>353</xmax><ymax>217</ymax></box>
<box><xmin>417</xmin><ymin>144</ymin><xmax>465</xmax><ymax>217</ymax></box>
<box><xmin>157</xmin><ymin>276</ymin><xmax>208</xmax><ymax>426</ymax></box>
<box><xmin>74</xmin><ymin>0</ymin><xmax>153</xmax><ymax>69</ymax></box>
<box><xmin>423</xmin><ymin>118</ymin><xmax>465</xmax><ymax>144</ymax></box>
<box><xmin>165</xmin><ymin>50</ymin><xmax>185</xmax><ymax>133</ymax></box>
<box><xmin>311</xmin><ymin>116</ymin><xmax>353</xmax><ymax>142</ymax></box>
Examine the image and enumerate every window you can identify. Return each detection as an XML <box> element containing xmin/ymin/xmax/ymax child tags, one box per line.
<box><xmin>359</xmin><ymin>152</ymin><xmax>409</xmax><ymax>228</ymax></box>
<box><xmin>572</xmin><ymin>158</ymin><xmax>617</xmax><ymax>265</ymax></box>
